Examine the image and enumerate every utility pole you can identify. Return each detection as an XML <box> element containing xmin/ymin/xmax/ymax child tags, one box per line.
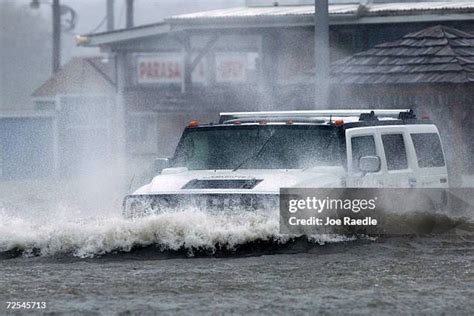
<box><xmin>107</xmin><ymin>0</ymin><xmax>115</xmax><ymax>31</ymax></box>
<box><xmin>314</xmin><ymin>0</ymin><xmax>330</xmax><ymax>108</ymax></box>
<box><xmin>31</xmin><ymin>0</ymin><xmax>76</xmax><ymax>74</ymax></box>
<box><xmin>126</xmin><ymin>0</ymin><xmax>134</xmax><ymax>28</ymax></box>
<box><xmin>52</xmin><ymin>0</ymin><xmax>61</xmax><ymax>73</ymax></box>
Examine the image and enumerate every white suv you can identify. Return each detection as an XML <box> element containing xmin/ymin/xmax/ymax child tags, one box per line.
<box><xmin>123</xmin><ymin>109</ymin><xmax>448</xmax><ymax>217</ymax></box>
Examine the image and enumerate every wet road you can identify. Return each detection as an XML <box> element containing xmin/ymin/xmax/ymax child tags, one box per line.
<box><xmin>1</xmin><ymin>234</ymin><xmax>473</xmax><ymax>315</ymax></box>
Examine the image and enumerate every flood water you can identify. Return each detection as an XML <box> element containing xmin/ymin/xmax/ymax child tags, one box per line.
<box><xmin>1</xmin><ymin>206</ymin><xmax>473</xmax><ymax>315</ymax></box>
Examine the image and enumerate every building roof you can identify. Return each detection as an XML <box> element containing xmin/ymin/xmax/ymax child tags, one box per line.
<box><xmin>331</xmin><ymin>25</ymin><xmax>474</xmax><ymax>84</ymax></box>
<box><xmin>32</xmin><ymin>57</ymin><xmax>116</xmax><ymax>97</ymax></box>
<box><xmin>76</xmin><ymin>22</ymin><xmax>170</xmax><ymax>47</ymax></box>
<box><xmin>169</xmin><ymin>1</ymin><xmax>474</xmax><ymax>21</ymax></box>
<box><xmin>168</xmin><ymin>4</ymin><xmax>360</xmax><ymax>21</ymax></box>
<box><xmin>78</xmin><ymin>1</ymin><xmax>474</xmax><ymax>47</ymax></box>
<box><xmin>367</xmin><ymin>1</ymin><xmax>474</xmax><ymax>16</ymax></box>
<box><xmin>167</xmin><ymin>1</ymin><xmax>474</xmax><ymax>26</ymax></box>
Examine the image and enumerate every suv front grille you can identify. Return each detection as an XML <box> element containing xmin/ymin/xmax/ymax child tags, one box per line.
<box><xmin>182</xmin><ymin>179</ymin><xmax>262</xmax><ymax>189</ymax></box>
<box><xmin>123</xmin><ymin>193</ymin><xmax>279</xmax><ymax>218</ymax></box>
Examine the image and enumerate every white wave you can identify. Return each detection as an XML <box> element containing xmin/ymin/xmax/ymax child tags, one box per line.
<box><xmin>0</xmin><ymin>208</ymin><xmax>350</xmax><ymax>258</ymax></box>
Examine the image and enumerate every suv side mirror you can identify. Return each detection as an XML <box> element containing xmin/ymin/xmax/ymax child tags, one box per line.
<box><xmin>359</xmin><ymin>156</ymin><xmax>381</xmax><ymax>173</ymax></box>
<box><xmin>154</xmin><ymin>158</ymin><xmax>170</xmax><ymax>174</ymax></box>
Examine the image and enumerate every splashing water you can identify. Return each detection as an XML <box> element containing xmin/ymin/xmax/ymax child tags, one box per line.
<box><xmin>1</xmin><ymin>183</ymin><xmax>472</xmax><ymax>259</ymax></box>
<box><xmin>0</xmin><ymin>206</ymin><xmax>355</xmax><ymax>258</ymax></box>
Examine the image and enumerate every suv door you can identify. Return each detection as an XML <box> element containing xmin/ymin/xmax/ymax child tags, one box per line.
<box><xmin>380</xmin><ymin>132</ymin><xmax>412</xmax><ymax>187</ymax></box>
<box><xmin>347</xmin><ymin>126</ymin><xmax>417</xmax><ymax>188</ymax></box>
<box><xmin>346</xmin><ymin>127</ymin><xmax>385</xmax><ymax>187</ymax></box>
<box><xmin>376</xmin><ymin>126</ymin><xmax>420</xmax><ymax>188</ymax></box>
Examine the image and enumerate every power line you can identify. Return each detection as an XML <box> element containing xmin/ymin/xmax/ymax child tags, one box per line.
<box><xmin>88</xmin><ymin>15</ymin><xmax>107</xmax><ymax>33</ymax></box>
<box><xmin>117</xmin><ymin>1</ymin><xmax>125</xmax><ymax>29</ymax></box>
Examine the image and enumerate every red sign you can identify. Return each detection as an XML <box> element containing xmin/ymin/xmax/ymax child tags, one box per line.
<box><xmin>139</xmin><ymin>60</ymin><xmax>181</xmax><ymax>82</ymax></box>
<box><xmin>136</xmin><ymin>54</ymin><xmax>206</xmax><ymax>84</ymax></box>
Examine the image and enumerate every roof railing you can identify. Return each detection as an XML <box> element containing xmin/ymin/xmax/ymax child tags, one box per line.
<box><xmin>219</xmin><ymin>109</ymin><xmax>412</xmax><ymax>124</ymax></box>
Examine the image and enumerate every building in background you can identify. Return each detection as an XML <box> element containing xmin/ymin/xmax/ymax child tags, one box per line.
<box><xmin>331</xmin><ymin>25</ymin><xmax>474</xmax><ymax>183</ymax></box>
<box><xmin>0</xmin><ymin>111</ymin><xmax>56</xmax><ymax>180</ymax></box>
<box><xmin>75</xmin><ymin>0</ymin><xmax>474</xmax><ymax>181</ymax></box>
<box><xmin>31</xmin><ymin>57</ymin><xmax>116</xmax><ymax>178</ymax></box>
<box><xmin>15</xmin><ymin>0</ymin><xmax>474</xmax><ymax>184</ymax></box>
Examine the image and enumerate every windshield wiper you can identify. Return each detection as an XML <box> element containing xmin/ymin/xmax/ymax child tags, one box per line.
<box><xmin>232</xmin><ymin>131</ymin><xmax>275</xmax><ymax>172</ymax></box>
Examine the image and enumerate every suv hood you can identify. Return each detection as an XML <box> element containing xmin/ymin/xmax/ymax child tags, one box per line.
<box><xmin>133</xmin><ymin>167</ymin><xmax>345</xmax><ymax>195</ymax></box>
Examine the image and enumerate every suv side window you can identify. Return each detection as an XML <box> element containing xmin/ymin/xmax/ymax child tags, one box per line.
<box><xmin>382</xmin><ymin>134</ymin><xmax>408</xmax><ymax>170</ymax></box>
<box><xmin>411</xmin><ymin>133</ymin><xmax>445</xmax><ymax>168</ymax></box>
<box><xmin>351</xmin><ymin>135</ymin><xmax>376</xmax><ymax>171</ymax></box>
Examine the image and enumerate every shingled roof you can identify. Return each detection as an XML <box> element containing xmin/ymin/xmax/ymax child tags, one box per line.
<box><xmin>32</xmin><ymin>57</ymin><xmax>116</xmax><ymax>97</ymax></box>
<box><xmin>331</xmin><ymin>25</ymin><xmax>474</xmax><ymax>84</ymax></box>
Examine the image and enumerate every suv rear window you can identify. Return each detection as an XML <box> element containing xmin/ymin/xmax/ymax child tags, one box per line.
<box><xmin>411</xmin><ymin>133</ymin><xmax>445</xmax><ymax>168</ymax></box>
<box><xmin>382</xmin><ymin>134</ymin><xmax>408</xmax><ymax>170</ymax></box>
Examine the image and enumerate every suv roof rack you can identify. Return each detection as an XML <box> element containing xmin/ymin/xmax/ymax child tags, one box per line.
<box><xmin>219</xmin><ymin>109</ymin><xmax>412</xmax><ymax>124</ymax></box>
<box><xmin>398</xmin><ymin>109</ymin><xmax>417</xmax><ymax>120</ymax></box>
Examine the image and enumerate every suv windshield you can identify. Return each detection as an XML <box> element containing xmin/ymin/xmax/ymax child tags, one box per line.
<box><xmin>171</xmin><ymin>125</ymin><xmax>343</xmax><ymax>170</ymax></box>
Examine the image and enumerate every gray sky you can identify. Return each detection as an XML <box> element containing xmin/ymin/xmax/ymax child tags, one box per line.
<box><xmin>0</xmin><ymin>0</ymin><xmax>244</xmax><ymax>110</ymax></box>
<box><xmin>9</xmin><ymin>0</ymin><xmax>244</xmax><ymax>58</ymax></box>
